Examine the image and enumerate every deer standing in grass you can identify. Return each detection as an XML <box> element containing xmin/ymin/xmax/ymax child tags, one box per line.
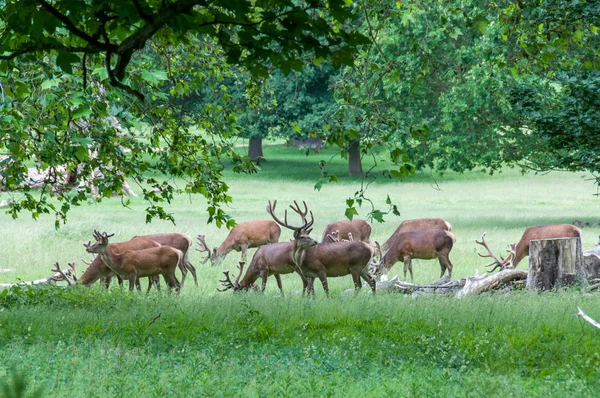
<box><xmin>382</xmin><ymin>218</ymin><xmax>452</xmax><ymax>251</ymax></box>
<box><xmin>476</xmin><ymin>224</ymin><xmax>582</xmax><ymax>271</ymax></box>
<box><xmin>196</xmin><ymin>220</ymin><xmax>281</xmax><ymax>266</ymax></box>
<box><xmin>218</xmin><ymin>242</ymin><xmax>301</xmax><ymax>295</ymax></box>
<box><xmin>321</xmin><ymin>219</ymin><xmax>372</xmax><ymax>243</ymax></box>
<box><xmin>132</xmin><ymin>233</ymin><xmax>197</xmax><ymax>287</ymax></box>
<box><xmin>373</xmin><ymin>229</ymin><xmax>456</xmax><ymax>281</ymax></box>
<box><xmin>84</xmin><ymin>230</ymin><xmax>182</xmax><ymax>292</ymax></box>
<box><xmin>267</xmin><ymin>200</ymin><xmax>376</xmax><ymax>298</ymax></box>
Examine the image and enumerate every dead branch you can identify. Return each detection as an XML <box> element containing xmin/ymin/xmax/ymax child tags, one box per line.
<box><xmin>576</xmin><ymin>307</ymin><xmax>600</xmax><ymax>329</ymax></box>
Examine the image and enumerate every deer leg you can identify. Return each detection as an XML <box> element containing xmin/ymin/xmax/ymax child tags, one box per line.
<box><xmin>352</xmin><ymin>272</ymin><xmax>362</xmax><ymax>292</ymax></box>
<box><xmin>186</xmin><ymin>260</ymin><xmax>198</xmax><ymax>287</ymax></box>
<box><xmin>440</xmin><ymin>252</ymin><xmax>454</xmax><ymax>279</ymax></box>
<box><xmin>260</xmin><ymin>269</ymin><xmax>269</xmax><ymax>292</ymax></box>
<box><xmin>178</xmin><ymin>262</ymin><xmax>188</xmax><ymax>289</ymax></box>
<box><xmin>317</xmin><ymin>271</ymin><xmax>330</xmax><ymax>298</ymax></box>
<box><xmin>104</xmin><ymin>276</ymin><xmax>112</xmax><ymax>289</ymax></box>
<box><xmin>127</xmin><ymin>276</ymin><xmax>137</xmax><ymax>292</ymax></box>
<box><xmin>135</xmin><ymin>277</ymin><xmax>142</xmax><ymax>292</ymax></box>
<box><xmin>117</xmin><ymin>275</ymin><xmax>123</xmax><ymax>288</ymax></box>
<box><xmin>306</xmin><ymin>277</ymin><xmax>316</xmax><ymax>298</ymax></box>
<box><xmin>274</xmin><ymin>274</ymin><xmax>284</xmax><ymax>296</ymax></box>
<box><xmin>241</xmin><ymin>245</ymin><xmax>249</xmax><ymax>264</ymax></box>
<box><xmin>403</xmin><ymin>255</ymin><xmax>413</xmax><ymax>282</ymax></box>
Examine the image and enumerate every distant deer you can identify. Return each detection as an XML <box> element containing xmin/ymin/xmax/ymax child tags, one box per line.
<box><xmin>196</xmin><ymin>220</ymin><xmax>281</xmax><ymax>266</ymax></box>
<box><xmin>382</xmin><ymin>218</ymin><xmax>452</xmax><ymax>251</ymax></box>
<box><xmin>84</xmin><ymin>231</ymin><xmax>182</xmax><ymax>292</ymax></box>
<box><xmin>373</xmin><ymin>229</ymin><xmax>456</xmax><ymax>281</ymax></box>
<box><xmin>321</xmin><ymin>219</ymin><xmax>371</xmax><ymax>243</ymax></box>
<box><xmin>267</xmin><ymin>200</ymin><xmax>376</xmax><ymax>297</ymax></box>
<box><xmin>573</xmin><ymin>219</ymin><xmax>590</xmax><ymax>228</ymax></box>
<box><xmin>218</xmin><ymin>242</ymin><xmax>302</xmax><ymax>295</ymax></box>
<box><xmin>476</xmin><ymin>224</ymin><xmax>582</xmax><ymax>271</ymax></box>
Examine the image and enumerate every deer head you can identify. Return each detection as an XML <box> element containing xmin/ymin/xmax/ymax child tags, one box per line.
<box><xmin>83</xmin><ymin>230</ymin><xmax>115</xmax><ymax>254</ymax></box>
<box><xmin>266</xmin><ymin>200</ymin><xmax>317</xmax><ymax>249</ymax></box>
<box><xmin>218</xmin><ymin>262</ymin><xmax>245</xmax><ymax>292</ymax></box>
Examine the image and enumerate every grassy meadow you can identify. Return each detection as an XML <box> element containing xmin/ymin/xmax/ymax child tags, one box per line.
<box><xmin>1</xmin><ymin>143</ymin><xmax>600</xmax><ymax>397</ymax></box>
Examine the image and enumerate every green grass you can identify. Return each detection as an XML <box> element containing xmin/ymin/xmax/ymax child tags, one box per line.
<box><xmin>1</xmin><ymin>142</ymin><xmax>600</xmax><ymax>397</ymax></box>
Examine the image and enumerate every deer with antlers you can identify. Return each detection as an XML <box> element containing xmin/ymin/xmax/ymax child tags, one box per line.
<box><xmin>476</xmin><ymin>224</ymin><xmax>582</xmax><ymax>272</ymax></box>
<box><xmin>79</xmin><ymin>255</ymin><xmax>160</xmax><ymax>292</ymax></box>
<box><xmin>321</xmin><ymin>219</ymin><xmax>371</xmax><ymax>243</ymax></box>
<box><xmin>381</xmin><ymin>218</ymin><xmax>452</xmax><ymax>251</ymax></box>
<box><xmin>196</xmin><ymin>220</ymin><xmax>281</xmax><ymax>266</ymax></box>
<box><xmin>372</xmin><ymin>229</ymin><xmax>456</xmax><ymax>281</ymax></box>
<box><xmin>83</xmin><ymin>231</ymin><xmax>183</xmax><ymax>292</ymax></box>
<box><xmin>218</xmin><ymin>242</ymin><xmax>302</xmax><ymax>295</ymax></box>
<box><xmin>266</xmin><ymin>200</ymin><xmax>376</xmax><ymax>298</ymax></box>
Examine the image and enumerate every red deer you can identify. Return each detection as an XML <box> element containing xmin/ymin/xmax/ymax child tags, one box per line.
<box><xmin>267</xmin><ymin>200</ymin><xmax>375</xmax><ymax>298</ymax></box>
<box><xmin>476</xmin><ymin>224</ymin><xmax>582</xmax><ymax>271</ymax></box>
<box><xmin>374</xmin><ymin>229</ymin><xmax>456</xmax><ymax>281</ymax></box>
<box><xmin>218</xmin><ymin>242</ymin><xmax>301</xmax><ymax>295</ymax></box>
<box><xmin>321</xmin><ymin>219</ymin><xmax>372</xmax><ymax>243</ymax></box>
<box><xmin>79</xmin><ymin>256</ymin><xmax>160</xmax><ymax>292</ymax></box>
<box><xmin>196</xmin><ymin>220</ymin><xmax>281</xmax><ymax>266</ymax></box>
<box><xmin>84</xmin><ymin>231</ymin><xmax>182</xmax><ymax>292</ymax></box>
<box><xmin>382</xmin><ymin>218</ymin><xmax>452</xmax><ymax>251</ymax></box>
<box><xmin>132</xmin><ymin>233</ymin><xmax>197</xmax><ymax>287</ymax></box>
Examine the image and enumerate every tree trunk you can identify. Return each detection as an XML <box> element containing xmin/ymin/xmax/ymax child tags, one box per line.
<box><xmin>248</xmin><ymin>137</ymin><xmax>264</xmax><ymax>163</ymax></box>
<box><xmin>526</xmin><ymin>237</ymin><xmax>587</xmax><ymax>291</ymax></box>
<box><xmin>348</xmin><ymin>139</ymin><xmax>363</xmax><ymax>176</ymax></box>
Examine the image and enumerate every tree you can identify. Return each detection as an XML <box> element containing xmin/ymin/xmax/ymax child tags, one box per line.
<box><xmin>0</xmin><ymin>0</ymin><xmax>368</xmax><ymax>227</ymax></box>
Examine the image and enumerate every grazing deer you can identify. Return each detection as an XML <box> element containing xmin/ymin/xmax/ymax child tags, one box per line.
<box><xmin>267</xmin><ymin>200</ymin><xmax>376</xmax><ymax>298</ymax></box>
<box><xmin>373</xmin><ymin>229</ymin><xmax>456</xmax><ymax>281</ymax></box>
<box><xmin>79</xmin><ymin>256</ymin><xmax>160</xmax><ymax>292</ymax></box>
<box><xmin>321</xmin><ymin>219</ymin><xmax>371</xmax><ymax>243</ymax></box>
<box><xmin>382</xmin><ymin>218</ymin><xmax>452</xmax><ymax>251</ymax></box>
<box><xmin>132</xmin><ymin>233</ymin><xmax>197</xmax><ymax>287</ymax></box>
<box><xmin>196</xmin><ymin>220</ymin><xmax>281</xmax><ymax>266</ymax></box>
<box><xmin>218</xmin><ymin>242</ymin><xmax>301</xmax><ymax>295</ymax></box>
<box><xmin>476</xmin><ymin>224</ymin><xmax>582</xmax><ymax>271</ymax></box>
<box><xmin>573</xmin><ymin>219</ymin><xmax>590</xmax><ymax>228</ymax></box>
<box><xmin>84</xmin><ymin>231</ymin><xmax>182</xmax><ymax>292</ymax></box>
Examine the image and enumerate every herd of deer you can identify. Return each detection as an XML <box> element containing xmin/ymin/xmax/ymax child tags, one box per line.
<box><xmin>52</xmin><ymin>199</ymin><xmax>583</xmax><ymax>298</ymax></box>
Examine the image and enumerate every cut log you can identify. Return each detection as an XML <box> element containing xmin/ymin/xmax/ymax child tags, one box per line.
<box><xmin>527</xmin><ymin>237</ymin><xmax>587</xmax><ymax>291</ymax></box>
<box><xmin>456</xmin><ymin>269</ymin><xmax>527</xmax><ymax>298</ymax></box>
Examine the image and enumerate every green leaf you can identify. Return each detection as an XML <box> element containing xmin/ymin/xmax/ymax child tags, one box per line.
<box><xmin>141</xmin><ymin>70</ymin><xmax>168</xmax><ymax>84</ymax></box>
<box><xmin>56</xmin><ymin>52</ymin><xmax>80</xmax><ymax>74</ymax></box>
<box><xmin>72</xmin><ymin>106</ymin><xmax>92</xmax><ymax>119</ymax></box>
<box><xmin>41</xmin><ymin>78</ymin><xmax>61</xmax><ymax>90</ymax></box>
<box><xmin>371</xmin><ymin>210</ymin><xmax>385</xmax><ymax>223</ymax></box>
<box><xmin>345</xmin><ymin>207</ymin><xmax>358</xmax><ymax>220</ymax></box>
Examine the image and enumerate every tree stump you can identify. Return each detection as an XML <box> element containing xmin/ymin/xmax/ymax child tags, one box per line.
<box><xmin>526</xmin><ymin>237</ymin><xmax>588</xmax><ymax>291</ymax></box>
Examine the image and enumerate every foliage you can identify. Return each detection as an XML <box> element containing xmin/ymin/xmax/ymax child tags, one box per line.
<box><xmin>0</xmin><ymin>0</ymin><xmax>367</xmax><ymax>226</ymax></box>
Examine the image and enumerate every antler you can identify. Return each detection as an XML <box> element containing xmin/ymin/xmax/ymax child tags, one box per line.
<box><xmin>195</xmin><ymin>234</ymin><xmax>212</xmax><ymax>264</ymax></box>
<box><xmin>327</xmin><ymin>230</ymin><xmax>340</xmax><ymax>242</ymax></box>
<box><xmin>475</xmin><ymin>232</ymin><xmax>508</xmax><ymax>272</ymax></box>
<box><xmin>346</xmin><ymin>232</ymin><xmax>353</xmax><ymax>242</ymax></box>
<box><xmin>217</xmin><ymin>262</ymin><xmax>245</xmax><ymax>292</ymax></box>
<box><xmin>50</xmin><ymin>262</ymin><xmax>73</xmax><ymax>285</ymax></box>
<box><xmin>68</xmin><ymin>261</ymin><xmax>78</xmax><ymax>282</ymax></box>
<box><xmin>266</xmin><ymin>200</ymin><xmax>314</xmax><ymax>232</ymax></box>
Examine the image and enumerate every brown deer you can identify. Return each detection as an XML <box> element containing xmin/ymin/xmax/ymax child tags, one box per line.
<box><xmin>321</xmin><ymin>219</ymin><xmax>371</xmax><ymax>243</ymax></box>
<box><xmin>83</xmin><ymin>230</ymin><xmax>182</xmax><ymax>292</ymax></box>
<box><xmin>131</xmin><ymin>233</ymin><xmax>197</xmax><ymax>287</ymax></box>
<box><xmin>196</xmin><ymin>220</ymin><xmax>281</xmax><ymax>266</ymax></box>
<box><xmin>79</xmin><ymin>256</ymin><xmax>160</xmax><ymax>292</ymax></box>
<box><xmin>218</xmin><ymin>242</ymin><xmax>301</xmax><ymax>295</ymax></box>
<box><xmin>476</xmin><ymin>224</ymin><xmax>582</xmax><ymax>271</ymax></box>
<box><xmin>382</xmin><ymin>218</ymin><xmax>452</xmax><ymax>251</ymax></box>
<box><xmin>373</xmin><ymin>229</ymin><xmax>456</xmax><ymax>281</ymax></box>
<box><xmin>267</xmin><ymin>200</ymin><xmax>376</xmax><ymax>298</ymax></box>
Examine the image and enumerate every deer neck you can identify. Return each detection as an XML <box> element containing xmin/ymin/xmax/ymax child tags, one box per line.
<box><xmin>291</xmin><ymin>242</ymin><xmax>308</xmax><ymax>269</ymax></box>
<box><xmin>97</xmin><ymin>247</ymin><xmax>122</xmax><ymax>274</ymax></box>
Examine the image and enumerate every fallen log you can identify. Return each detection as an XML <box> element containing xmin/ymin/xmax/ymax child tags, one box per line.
<box><xmin>576</xmin><ymin>307</ymin><xmax>600</xmax><ymax>330</ymax></box>
<box><xmin>0</xmin><ymin>263</ymin><xmax>76</xmax><ymax>290</ymax></box>
<box><xmin>456</xmin><ymin>269</ymin><xmax>527</xmax><ymax>298</ymax></box>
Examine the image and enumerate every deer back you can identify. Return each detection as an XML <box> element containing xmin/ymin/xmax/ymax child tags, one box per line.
<box><xmin>382</xmin><ymin>217</ymin><xmax>452</xmax><ymax>250</ymax></box>
<box><xmin>303</xmin><ymin>241</ymin><xmax>373</xmax><ymax>277</ymax></box>
<box><xmin>512</xmin><ymin>224</ymin><xmax>582</xmax><ymax>266</ymax></box>
<box><xmin>133</xmin><ymin>233</ymin><xmax>192</xmax><ymax>254</ymax></box>
<box><xmin>321</xmin><ymin>219</ymin><xmax>372</xmax><ymax>243</ymax></box>
<box><xmin>217</xmin><ymin>220</ymin><xmax>282</xmax><ymax>254</ymax></box>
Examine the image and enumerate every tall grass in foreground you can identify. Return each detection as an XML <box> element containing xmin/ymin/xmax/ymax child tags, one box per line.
<box><xmin>1</xmin><ymin>143</ymin><xmax>600</xmax><ymax>396</ymax></box>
